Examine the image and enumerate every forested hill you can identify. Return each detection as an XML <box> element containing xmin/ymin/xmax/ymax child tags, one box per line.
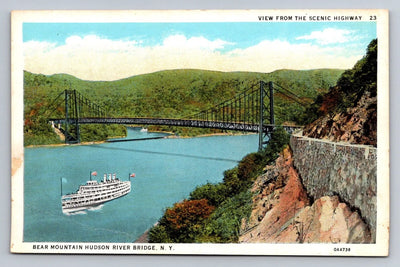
<box><xmin>24</xmin><ymin>68</ymin><xmax>344</xmax><ymax>145</ymax></box>
<box><xmin>302</xmin><ymin>39</ymin><xmax>378</xmax><ymax>146</ymax></box>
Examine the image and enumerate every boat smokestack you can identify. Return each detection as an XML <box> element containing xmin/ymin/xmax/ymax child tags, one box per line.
<box><xmin>113</xmin><ymin>173</ymin><xmax>116</xmax><ymax>180</ymax></box>
<box><xmin>103</xmin><ymin>174</ymin><xmax>107</xmax><ymax>182</ymax></box>
<box><xmin>108</xmin><ymin>174</ymin><xmax>112</xmax><ymax>181</ymax></box>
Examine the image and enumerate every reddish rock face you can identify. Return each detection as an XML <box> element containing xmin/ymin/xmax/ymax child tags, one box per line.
<box><xmin>303</xmin><ymin>91</ymin><xmax>377</xmax><ymax>147</ymax></box>
<box><xmin>296</xmin><ymin>196</ymin><xmax>372</xmax><ymax>243</ymax></box>
<box><xmin>239</xmin><ymin>148</ymin><xmax>372</xmax><ymax>244</ymax></box>
<box><xmin>289</xmin><ymin>134</ymin><xmax>377</xmax><ymax>241</ymax></box>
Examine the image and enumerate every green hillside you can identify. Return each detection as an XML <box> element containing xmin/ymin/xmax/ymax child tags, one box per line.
<box><xmin>23</xmin><ymin>68</ymin><xmax>344</xmax><ymax>146</ymax></box>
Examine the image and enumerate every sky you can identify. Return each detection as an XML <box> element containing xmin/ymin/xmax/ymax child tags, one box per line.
<box><xmin>23</xmin><ymin>22</ymin><xmax>377</xmax><ymax>81</ymax></box>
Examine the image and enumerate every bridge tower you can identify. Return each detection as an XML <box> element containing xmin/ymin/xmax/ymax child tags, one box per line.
<box><xmin>258</xmin><ymin>81</ymin><xmax>275</xmax><ymax>151</ymax></box>
<box><xmin>47</xmin><ymin>89</ymin><xmax>106</xmax><ymax>144</ymax></box>
<box><xmin>64</xmin><ymin>90</ymin><xmax>80</xmax><ymax>144</ymax></box>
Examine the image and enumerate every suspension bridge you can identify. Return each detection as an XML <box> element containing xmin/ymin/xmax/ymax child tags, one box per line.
<box><xmin>47</xmin><ymin>81</ymin><xmax>305</xmax><ymax>151</ymax></box>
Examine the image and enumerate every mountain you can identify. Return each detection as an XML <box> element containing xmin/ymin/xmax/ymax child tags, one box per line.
<box><xmin>23</xmin><ymin>68</ymin><xmax>344</xmax><ymax>145</ymax></box>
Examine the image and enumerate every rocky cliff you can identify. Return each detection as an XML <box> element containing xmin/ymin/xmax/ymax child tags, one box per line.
<box><xmin>302</xmin><ymin>90</ymin><xmax>377</xmax><ymax>147</ymax></box>
<box><xmin>239</xmin><ymin>147</ymin><xmax>372</xmax><ymax>243</ymax></box>
<box><xmin>290</xmin><ymin>132</ymin><xmax>377</xmax><ymax>241</ymax></box>
<box><xmin>239</xmin><ymin>93</ymin><xmax>377</xmax><ymax>244</ymax></box>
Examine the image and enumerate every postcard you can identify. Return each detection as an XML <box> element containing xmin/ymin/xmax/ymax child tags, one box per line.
<box><xmin>11</xmin><ymin>9</ymin><xmax>389</xmax><ymax>256</ymax></box>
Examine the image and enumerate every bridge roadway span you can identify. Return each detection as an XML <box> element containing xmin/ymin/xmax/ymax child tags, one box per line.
<box><xmin>50</xmin><ymin>117</ymin><xmax>300</xmax><ymax>133</ymax></box>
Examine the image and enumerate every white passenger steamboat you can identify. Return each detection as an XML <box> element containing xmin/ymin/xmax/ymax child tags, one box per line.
<box><xmin>61</xmin><ymin>173</ymin><xmax>131</xmax><ymax>214</ymax></box>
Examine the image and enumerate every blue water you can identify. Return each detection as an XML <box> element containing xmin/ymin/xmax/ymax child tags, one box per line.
<box><xmin>24</xmin><ymin>127</ymin><xmax>258</xmax><ymax>242</ymax></box>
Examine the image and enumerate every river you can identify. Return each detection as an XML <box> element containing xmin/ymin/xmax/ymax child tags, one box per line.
<box><xmin>23</xmin><ymin>127</ymin><xmax>258</xmax><ymax>242</ymax></box>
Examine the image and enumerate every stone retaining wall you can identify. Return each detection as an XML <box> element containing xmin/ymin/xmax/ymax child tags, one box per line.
<box><xmin>290</xmin><ymin>132</ymin><xmax>377</xmax><ymax>241</ymax></box>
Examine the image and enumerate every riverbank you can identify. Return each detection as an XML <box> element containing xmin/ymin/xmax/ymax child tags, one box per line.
<box><xmin>134</xmin><ymin>230</ymin><xmax>150</xmax><ymax>243</ymax></box>
<box><xmin>165</xmin><ymin>131</ymin><xmax>256</xmax><ymax>139</ymax></box>
<box><xmin>25</xmin><ymin>130</ymin><xmax>256</xmax><ymax>148</ymax></box>
<box><xmin>25</xmin><ymin>140</ymin><xmax>109</xmax><ymax>148</ymax></box>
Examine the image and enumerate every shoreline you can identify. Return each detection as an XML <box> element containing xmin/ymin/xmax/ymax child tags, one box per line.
<box><xmin>25</xmin><ymin>140</ymin><xmax>108</xmax><ymax>148</ymax></box>
<box><xmin>165</xmin><ymin>131</ymin><xmax>257</xmax><ymax>139</ymax></box>
<box><xmin>134</xmin><ymin>221</ymin><xmax>160</xmax><ymax>243</ymax></box>
<box><xmin>25</xmin><ymin>131</ymin><xmax>256</xmax><ymax>148</ymax></box>
<box><xmin>134</xmin><ymin>229</ymin><xmax>151</xmax><ymax>243</ymax></box>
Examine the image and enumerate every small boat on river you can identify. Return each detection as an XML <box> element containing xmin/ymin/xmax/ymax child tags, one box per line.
<box><xmin>61</xmin><ymin>173</ymin><xmax>131</xmax><ymax>214</ymax></box>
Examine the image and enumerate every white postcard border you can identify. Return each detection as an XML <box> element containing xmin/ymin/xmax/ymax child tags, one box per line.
<box><xmin>11</xmin><ymin>9</ymin><xmax>390</xmax><ymax>256</ymax></box>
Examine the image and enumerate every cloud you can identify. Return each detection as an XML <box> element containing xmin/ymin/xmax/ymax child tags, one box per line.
<box><xmin>23</xmin><ymin>40</ymin><xmax>56</xmax><ymax>54</ymax></box>
<box><xmin>296</xmin><ymin>28</ymin><xmax>355</xmax><ymax>45</ymax></box>
<box><xmin>64</xmin><ymin>35</ymin><xmax>138</xmax><ymax>50</ymax></box>
<box><xmin>225</xmin><ymin>39</ymin><xmax>361</xmax><ymax>72</ymax></box>
<box><xmin>162</xmin><ymin>34</ymin><xmax>233</xmax><ymax>50</ymax></box>
<box><xmin>23</xmin><ymin>34</ymin><xmax>363</xmax><ymax>81</ymax></box>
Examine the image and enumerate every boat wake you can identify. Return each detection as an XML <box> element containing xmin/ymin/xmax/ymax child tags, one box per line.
<box><xmin>63</xmin><ymin>204</ymin><xmax>104</xmax><ymax>216</ymax></box>
<box><xmin>88</xmin><ymin>204</ymin><xmax>104</xmax><ymax>212</ymax></box>
<box><xmin>63</xmin><ymin>210</ymin><xmax>87</xmax><ymax>216</ymax></box>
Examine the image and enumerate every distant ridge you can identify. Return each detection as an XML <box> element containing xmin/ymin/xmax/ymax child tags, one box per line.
<box><xmin>24</xmin><ymin>68</ymin><xmax>344</xmax><ymax>145</ymax></box>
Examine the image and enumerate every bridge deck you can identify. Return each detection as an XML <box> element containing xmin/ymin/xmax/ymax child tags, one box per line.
<box><xmin>49</xmin><ymin>117</ymin><xmax>301</xmax><ymax>133</ymax></box>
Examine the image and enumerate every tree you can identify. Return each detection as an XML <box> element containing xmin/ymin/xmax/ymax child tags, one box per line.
<box><xmin>148</xmin><ymin>225</ymin><xmax>172</xmax><ymax>243</ymax></box>
<box><xmin>237</xmin><ymin>152</ymin><xmax>264</xmax><ymax>182</ymax></box>
<box><xmin>149</xmin><ymin>199</ymin><xmax>215</xmax><ymax>243</ymax></box>
<box><xmin>261</xmin><ymin>126</ymin><xmax>290</xmax><ymax>163</ymax></box>
<box><xmin>337</xmin><ymin>39</ymin><xmax>377</xmax><ymax>101</ymax></box>
<box><xmin>189</xmin><ymin>183</ymin><xmax>228</xmax><ymax>207</ymax></box>
<box><xmin>201</xmin><ymin>191</ymin><xmax>253</xmax><ymax>243</ymax></box>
